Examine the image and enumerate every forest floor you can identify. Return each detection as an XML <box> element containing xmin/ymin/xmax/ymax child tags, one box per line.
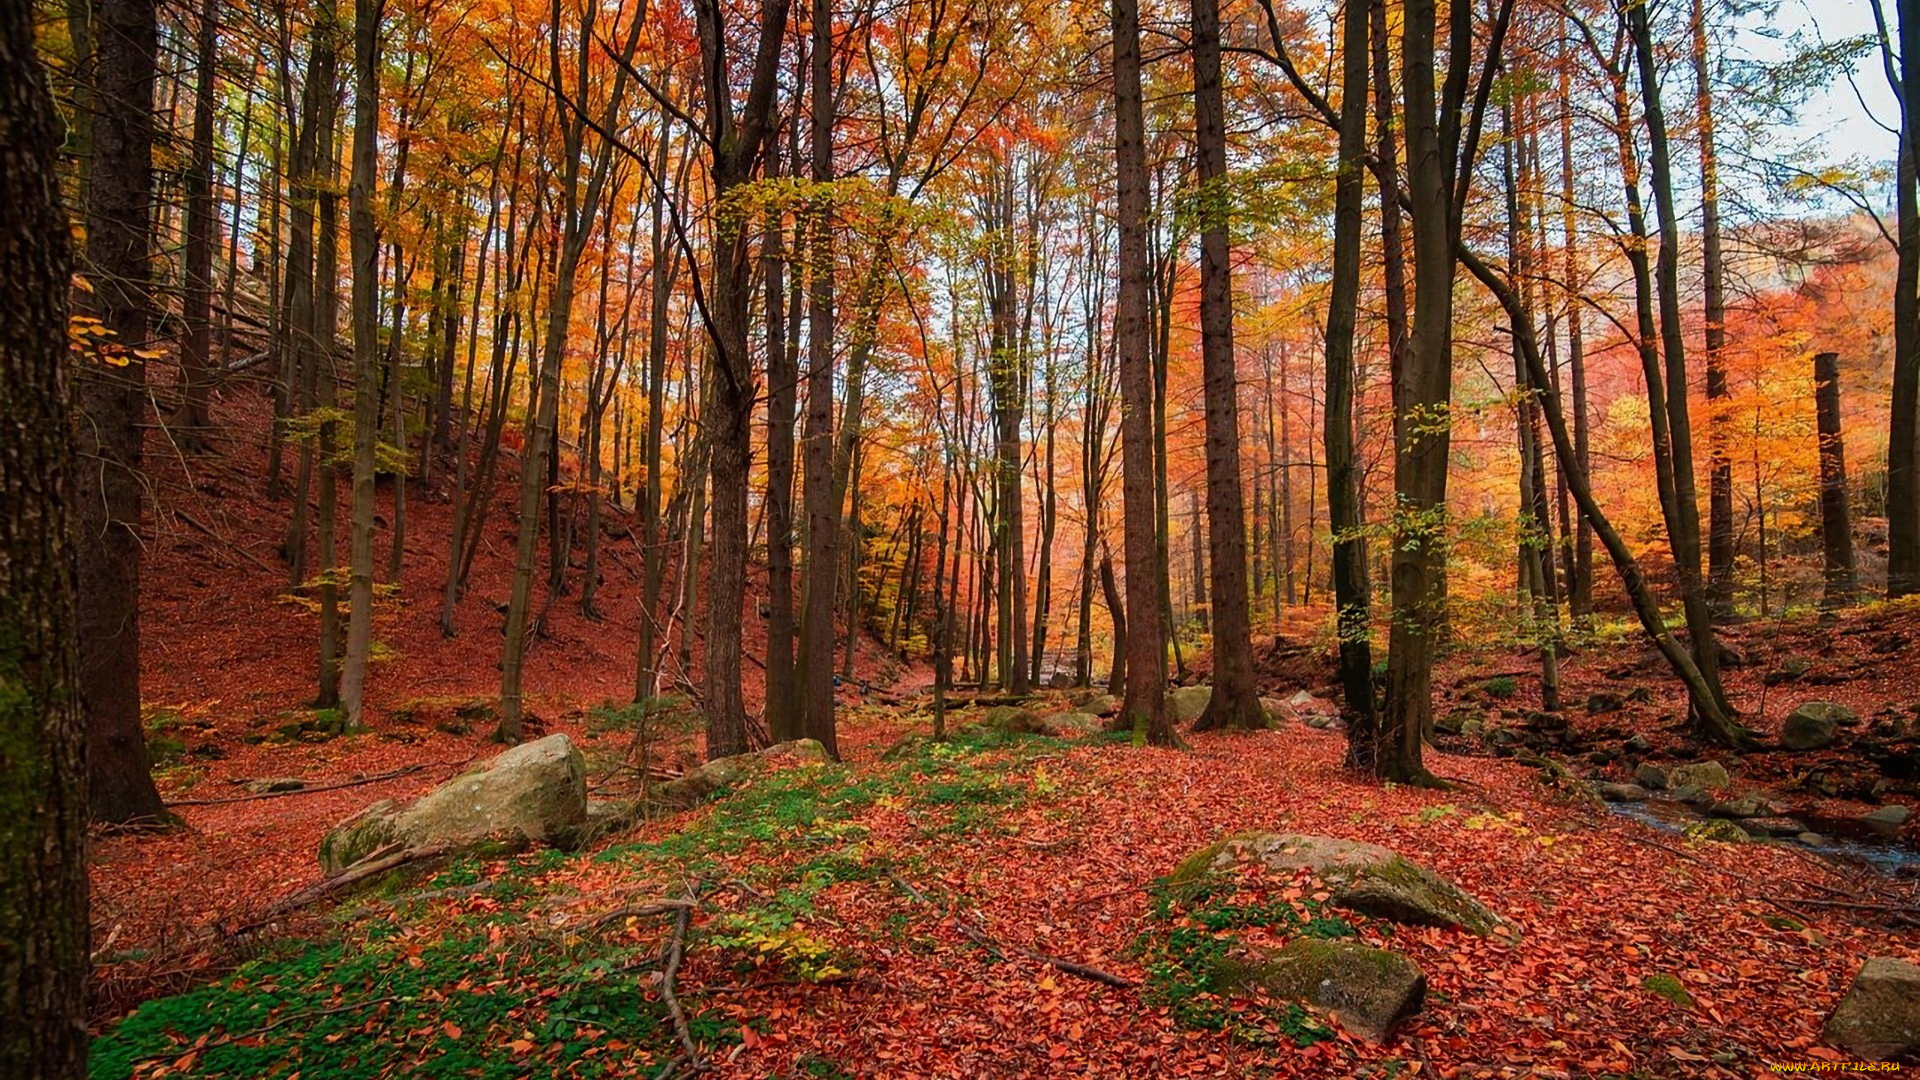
<box><xmin>89</xmin><ymin>387</ymin><xmax>1920</xmax><ymax>1078</ymax></box>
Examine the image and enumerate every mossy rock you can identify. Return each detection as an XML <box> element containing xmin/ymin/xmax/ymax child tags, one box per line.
<box><xmin>655</xmin><ymin>738</ymin><xmax>831</xmax><ymax>810</ymax></box>
<box><xmin>1171</xmin><ymin>831</ymin><xmax>1503</xmax><ymax>936</ymax></box>
<box><xmin>1682</xmin><ymin>818</ymin><xmax>1750</xmax><ymax>844</ymax></box>
<box><xmin>1038</xmin><ymin>712</ymin><xmax>1104</xmax><ymax>737</ymax></box>
<box><xmin>1217</xmin><ymin>938</ymin><xmax>1426</xmax><ymax>1043</ymax></box>
<box><xmin>1169</xmin><ymin>685</ymin><xmax>1213</xmax><ymax>723</ymax></box>
<box><xmin>978</xmin><ymin>706</ymin><xmax>1047</xmax><ymax>734</ymax></box>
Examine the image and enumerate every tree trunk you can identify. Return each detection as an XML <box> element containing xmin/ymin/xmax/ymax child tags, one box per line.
<box><xmin>175</xmin><ymin>0</ymin><xmax>219</xmax><ymax>444</ymax></box>
<box><xmin>797</xmin><ymin>0</ymin><xmax>842</xmax><ymax>751</ymax></box>
<box><xmin>1557</xmin><ymin>30</ymin><xmax>1594</xmax><ymax>618</ymax></box>
<box><xmin>1693</xmin><ymin>0</ymin><xmax>1734</xmax><ymax>620</ymax></box>
<box><xmin>1189</xmin><ymin>0</ymin><xmax>1261</xmax><ymax>732</ymax></box>
<box><xmin>1888</xmin><ymin>0</ymin><xmax>1920</xmax><ymax>598</ymax></box>
<box><xmin>339</xmin><ymin>0</ymin><xmax>382</xmax><ymax>732</ymax></box>
<box><xmin>1815</xmin><ymin>351</ymin><xmax>1857</xmax><ymax>609</ymax></box>
<box><xmin>0</xmin><ymin>24</ymin><xmax>91</xmax><ymax>1069</ymax></box>
<box><xmin>77</xmin><ymin>0</ymin><xmax>168</xmax><ymax>824</ymax></box>
<box><xmin>1112</xmin><ymin>0</ymin><xmax>1176</xmax><ymax>746</ymax></box>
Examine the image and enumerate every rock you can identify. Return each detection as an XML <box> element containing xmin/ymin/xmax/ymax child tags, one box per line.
<box><xmin>1586</xmin><ymin>691</ymin><xmax>1627</xmax><ymax>714</ymax></box>
<box><xmin>1783</xmin><ymin>702</ymin><xmax>1853</xmax><ymax>751</ymax></box>
<box><xmin>1681</xmin><ymin>819</ymin><xmax>1750</xmax><ymax>844</ymax></box>
<box><xmin>1825</xmin><ymin>956</ymin><xmax>1920</xmax><ymax>1061</ymax></box>
<box><xmin>1260</xmin><ymin>698</ymin><xmax>1293</xmax><ymax>727</ymax></box>
<box><xmin>1039</xmin><ymin>712</ymin><xmax>1104</xmax><ymax>737</ymax></box>
<box><xmin>1798</xmin><ymin>832</ymin><xmax>1830</xmax><ymax>847</ymax></box>
<box><xmin>1860</xmin><ymin>804</ymin><xmax>1913</xmax><ymax>838</ymax></box>
<box><xmin>1047</xmin><ymin>671</ymin><xmax>1074</xmax><ymax>689</ymax></box>
<box><xmin>977</xmin><ymin>705</ymin><xmax>1047</xmax><ymax>734</ymax></box>
<box><xmin>656</xmin><ymin>738</ymin><xmax>831</xmax><ymax>810</ymax></box>
<box><xmin>1591</xmin><ymin>782</ymin><xmax>1650</xmax><ymax>803</ymax></box>
<box><xmin>320</xmin><ymin>734</ymin><xmax>587</xmax><ymax>874</ymax></box>
<box><xmin>1739</xmin><ymin>816</ymin><xmax>1807</xmax><ymax>838</ymax></box>
<box><xmin>1521</xmin><ymin>710</ymin><xmax>1568</xmax><ymax>733</ymax></box>
<box><xmin>584</xmin><ymin>798</ymin><xmax>642</xmax><ymax>836</ymax></box>
<box><xmin>243</xmin><ymin>777</ymin><xmax>308</xmax><ymax>794</ymax></box>
<box><xmin>1634</xmin><ymin>763</ymin><xmax>1668</xmax><ymax>790</ymax></box>
<box><xmin>1218</xmin><ymin>938</ymin><xmax>1426</xmax><ymax>1043</ymax></box>
<box><xmin>1707</xmin><ymin>794</ymin><xmax>1776</xmax><ymax>819</ymax></box>
<box><xmin>1287</xmin><ymin>690</ymin><xmax>1338</xmax><ymax>715</ymax></box>
<box><xmin>1667</xmin><ymin>761</ymin><xmax>1730</xmax><ymax>791</ymax></box>
<box><xmin>1175</xmin><ymin>832</ymin><xmax>1502</xmax><ymax>935</ymax></box>
<box><xmin>1304</xmin><ymin>713</ymin><xmax>1337</xmax><ymax>730</ymax></box>
<box><xmin>1764</xmin><ymin>656</ymin><xmax>1814</xmax><ymax>687</ymax></box>
<box><xmin>881</xmin><ymin>734</ymin><xmax>933</xmax><ymax>761</ymax></box>
<box><xmin>1080</xmin><ymin>693</ymin><xmax>1119</xmax><ymax>717</ymax></box>
<box><xmin>1169</xmin><ymin>685</ymin><xmax>1213</xmax><ymax>723</ymax></box>
<box><xmin>1670</xmin><ymin>785</ymin><xmax>1715</xmax><ymax>810</ymax></box>
<box><xmin>1459</xmin><ymin>716</ymin><xmax>1487</xmax><ymax>737</ymax></box>
<box><xmin>1624</xmin><ymin>733</ymin><xmax>1653</xmax><ymax>754</ymax></box>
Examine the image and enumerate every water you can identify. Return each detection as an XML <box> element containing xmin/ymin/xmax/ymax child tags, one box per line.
<box><xmin>1605</xmin><ymin>797</ymin><xmax>1920</xmax><ymax>875</ymax></box>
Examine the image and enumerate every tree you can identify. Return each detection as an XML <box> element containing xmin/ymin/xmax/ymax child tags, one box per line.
<box><xmin>1813</xmin><ymin>350</ymin><xmax>1857</xmax><ymax>609</ymax></box>
<box><xmin>76</xmin><ymin>0</ymin><xmax>168</xmax><ymax>824</ymax></box>
<box><xmin>693</xmin><ymin>0</ymin><xmax>791</xmax><ymax>759</ymax></box>
<box><xmin>1878</xmin><ymin>0</ymin><xmax>1920</xmax><ymax>598</ymax></box>
<box><xmin>799</xmin><ymin>0</ymin><xmax>842</xmax><ymax>752</ymax></box>
<box><xmin>340</xmin><ymin>0</ymin><xmax>384</xmax><ymax>731</ymax></box>
<box><xmin>0</xmin><ymin>9</ymin><xmax>91</xmax><ymax>1069</ymax></box>
<box><xmin>1187</xmin><ymin>0</ymin><xmax>1261</xmax><ymax>733</ymax></box>
<box><xmin>1112</xmin><ymin>0</ymin><xmax>1177</xmax><ymax>746</ymax></box>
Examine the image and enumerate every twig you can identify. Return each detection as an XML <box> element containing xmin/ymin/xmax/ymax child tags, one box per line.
<box><xmin>655</xmin><ymin>895</ymin><xmax>701</xmax><ymax>1077</ymax></box>
<box><xmin>171</xmin><ymin>505</ymin><xmax>279</xmax><ymax>574</ymax></box>
<box><xmin>126</xmin><ymin>995</ymin><xmax>400</xmax><ymax>1067</ymax></box>
<box><xmin>167</xmin><ymin>764</ymin><xmax>427</xmax><ymax>807</ymax></box>
<box><xmin>580</xmin><ymin>898</ymin><xmax>697</xmax><ymax>930</ymax></box>
<box><xmin>884</xmin><ymin>868</ymin><xmax>1138</xmax><ymax>989</ymax></box>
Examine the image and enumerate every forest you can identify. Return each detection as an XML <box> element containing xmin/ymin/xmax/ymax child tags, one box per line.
<box><xmin>6</xmin><ymin>0</ymin><xmax>1920</xmax><ymax>1072</ymax></box>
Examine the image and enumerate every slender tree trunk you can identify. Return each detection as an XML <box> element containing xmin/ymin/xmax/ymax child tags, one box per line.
<box><xmin>1112</xmin><ymin>0</ymin><xmax>1176</xmax><ymax>745</ymax></box>
<box><xmin>1321</xmin><ymin>0</ymin><xmax>1378</xmax><ymax>762</ymax></box>
<box><xmin>1190</xmin><ymin>0</ymin><xmax>1260</xmax><ymax>731</ymax></box>
<box><xmin>1629</xmin><ymin>0</ymin><xmax>1739</xmax><ymax>746</ymax></box>
<box><xmin>339</xmin><ymin>0</ymin><xmax>383</xmax><ymax>732</ymax></box>
<box><xmin>797</xmin><ymin>0</ymin><xmax>841</xmax><ymax>751</ymax></box>
<box><xmin>1888</xmin><ymin>0</ymin><xmax>1920</xmax><ymax>598</ymax></box>
<box><xmin>77</xmin><ymin>0</ymin><xmax>167</xmax><ymax>824</ymax></box>
<box><xmin>1815</xmin><ymin>351</ymin><xmax>1858</xmax><ymax>609</ymax></box>
<box><xmin>764</xmin><ymin>145</ymin><xmax>799</xmax><ymax>739</ymax></box>
<box><xmin>175</xmin><ymin>0</ymin><xmax>220</xmax><ymax>444</ymax></box>
<box><xmin>0</xmin><ymin>25</ymin><xmax>91</xmax><ymax>1069</ymax></box>
<box><xmin>1692</xmin><ymin>0</ymin><xmax>1734</xmax><ymax>619</ymax></box>
<box><xmin>1558</xmin><ymin>31</ymin><xmax>1594</xmax><ymax>618</ymax></box>
<box><xmin>1100</xmin><ymin>546</ymin><xmax>1127</xmax><ymax>698</ymax></box>
<box><xmin>312</xmin><ymin>63</ymin><xmax>343</xmax><ymax>708</ymax></box>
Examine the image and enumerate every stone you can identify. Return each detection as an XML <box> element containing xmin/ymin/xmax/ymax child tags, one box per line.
<box><xmin>656</xmin><ymin>738</ymin><xmax>831</xmax><ymax>810</ymax></box>
<box><xmin>1080</xmin><ymin>693</ymin><xmax>1119</xmax><ymax>717</ymax></box>
<box><xmin>1169</xmin><ymin>685</ymin><xmax>1213</xmax><ymax>723</ymax></box>
<box><xmin>1303</xmin><ymin>713</ymin><xmax>1337</xmax><ymax>731</ymax></box>
<box><xmin>1681</xmin><ymin>819</ymin><xmax>1750</xmax><ymax>844</ymax></box>
<box><xmin>1586</xmin><ymin>691</ymin><xmax>1627</xmax><ymax>714</ymax></box>
<box><xmin>1260</xmin><ymin>698</ymin><xmax>1293</xmax><ymax>727</ymax></box>
<box><xmin>244</xmin><ymin>777</ymin><xmax>308</xmax><ymax>794</ymax></box>
<box><xmin>1218</xmin><ymin>938</ymin><xmax>1426</xmax><ymax>1043</ymax></box>
<box><xmin>1707</xmin><ymin>794</ymin><xmax>1776</xmax><ymax>819</ymax></box>
<box><xmin>1047</xmin><ymin>671</ymin><xmax>1074</xmax><ymax>689</ymax></box>
<box><xmin>1825</xmin><ymin>956</ymin><xmax>1920</xmax><ymax>1061</ymax></box>
<box><xmin>1591</xmin><ymin>781</ymin><xmax>1650</xmax><ymax>803</ymax></box>
<box><xmin>973</xmin><ymin>705</ymin><xmax>1047</xmax><ymax>734</ymax></box>
<box><xmin>1763</xmin><ymin>656</ymin><xmax>1814</xmax><ymax>687</ymax></box>
<box><xmin>1459</xmin><ymin>716</ymin><xmax>1487</xmax><ymax>737</ymax></box>
<box><xmin>1671</xmin><ymin>784</ymin><xmax>1715</xmax><ymax>810</ymax></box>
<box><xmin>1038</xmin><ymin>712</ymin><xmax>1104</xmax><ymax>737</ymax></box>
<box><xmin>1860</xmin><ymin>804</ymin><xmax>1913</xmax><ymax>838</ymax></box>
<box><xmin>1783</xmin><ymin>702</ymin><xmax>1853</xmax><ymax>751</ymax></box>
<box><xmin>320</xmin><ymin>734</ymin><xmax>587</xmax><ymax>874</ymax></box>
<box><xmin>1667</xmin><ymin>761</ymin><xmax>1730</xmax><ymax>791</ymax></box>
<box><xmin>1634</xmin><ymin>762</ymin><xmax>1668</xmax><ymax>790</ymax></box>
<box><xmin>1739</xmin><ymin>816</ymin><xmax>1807</xmax><ymax>838</ymax></box>
<box><xmin>1175</xmin><ymin>832</ymin><xmax>1502</xmax><ymax>935</ymax></box>
<box><xmin>1288</xmin><ymin>690</ymin><xmax>1337</xmax><ymax>715</ymax></box>
<box><xmin>1798</xmin><ymin>832</ymin><xmax>1830</xmax><ymax>847</ymax></box>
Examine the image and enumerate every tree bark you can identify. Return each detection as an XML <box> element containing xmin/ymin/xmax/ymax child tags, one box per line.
<box><xmin>175</xmin><ymin>0</ymin><xmax>220</xmax><ymax>444</ymax></box>
<box><xmin>0</xmin><ymin>22</ymin><xmax>91</xmax><ymax>1070</ymax></box>
<box><xmin>339</xmin><ymin>0</ymin><xmax>383</xmax><ymax>732</ymax></box>
<box><xmin>76</xmin><ymin>0</ymin><xmax>168</xmax><ymax>824</ymax></box>
<box><xmin>1888</xmin><ymin>0</ymin><xmax>1920</xmax><ymax>598</ymax></box>
<box><xmin>1112</xmin><ymin>0</ymin><xmax>1176</xmax><ymax>746</ymax></box>
<box><xmin>1814</xmin><ymin>351</ymin><xmax>1857</xmax><ymax>609</ymax></box>
<box><xmin>1693</xmin><ymin>0</ymin><xmax>1734</xmax><ymax>620</ymax></box>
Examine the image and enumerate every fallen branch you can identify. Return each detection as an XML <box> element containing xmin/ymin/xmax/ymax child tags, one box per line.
<box><xmin>654</xmin><ymin>894</ymin><xmax>701</xmax><ymax>1079</ymax></box>
<box><xmin>167</xmin><ymin>764</ymin><xmax>427</xmax><ymax>807</ymax></box>
<box><xmin>580</xmin><ymin>898</ymin><xmax>697</xmax><ymax>931</ymax></box>
<box><xmin>170</xmin><ymin>506</ymin><xmax>279</xmax><ymax>574</ymax></box>
<box><xmin>229</xmin><ymin>841</ymin><xmax>454</xmax><ymax>936</ymax></box>
<box><xmin>884</xmin><ymin>868</ymin><xmax>1137</xmax><ymax>989</ymax></box>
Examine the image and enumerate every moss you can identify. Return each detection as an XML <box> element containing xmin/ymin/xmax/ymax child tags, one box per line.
<box><xmin>1641</xmin><ymin>972</ymin><xmax>1695</xmax><ymax>1007</ymax></box>
<box><xmin>1682</xmin><ymin>819</ymin><xmax>1749</xmax><ymax>844</ymax></box>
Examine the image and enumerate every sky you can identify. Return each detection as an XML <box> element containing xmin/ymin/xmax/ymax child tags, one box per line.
<box><xmin>1765</xmin><ymin>0</ymin><xmax>1898</xmax><ymax>164</ymax></box>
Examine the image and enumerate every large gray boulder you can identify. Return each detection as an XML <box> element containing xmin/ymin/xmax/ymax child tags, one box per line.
<box><xmin>1825</xmin><ymin>956</ymin><xmax>1920</xmax><ymax>1061</ymax></box>
<box><xmin>1173</xmin><ymin>832</ymin><xmax>1502</xmax><ymax>935</ymax></box>
<box><xmin>320</xmin><ymin>734</ymin><xmax>586</xmax><ymax>874</ymax></box>
<box><xmin>1038</xmin><ymin>711</ymin><xmax>1104</xmax><ymax>737</ymax></box>
<box><xmin>1218</xmin><ymin>938</ymin><xmax>1426</xmax><ymax>1043</ymax></box>
<box><xmin>1783</xmin><ymin>702</ymin><xmax>1852</xmax><ymax>751</ymax></box>
<box><xmin>1169</xmin><ymin>685</ymin><xmax>1212</xmax><ymax>723</ymax></box>
<box><xmin>1666</xmin><ymin>760</ymin><xmax>1731</xmax><ymax>791</ymax></box>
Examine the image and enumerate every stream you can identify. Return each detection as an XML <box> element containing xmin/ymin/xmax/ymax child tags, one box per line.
<box><xmin>1605</xmin><ymin>797</ymin><xmax>1920</xmax><ymax>875</ymax></box>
